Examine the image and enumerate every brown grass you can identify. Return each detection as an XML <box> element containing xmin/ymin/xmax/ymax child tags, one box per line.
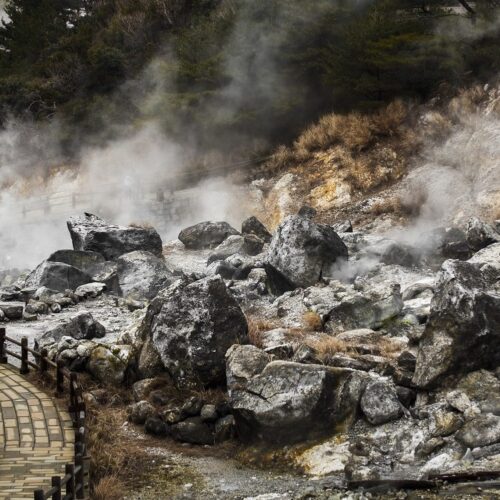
<box><xmin>91</xmin><ymin>475</ymin><xmax>126</xmax><ymax>500</ymax></box>
<box><xmin>302</xmin><ymin>311</ymin><xmax>323</xmax><ymax>332</ymax></box>
<box><xmin>306</xmin><ymin>335</ymin><xmax>351</xmax><ymax>363</ymax></box>
<box><xmin>246</xmin><ymin>317</ymin><xmax>278</xmax><ymax>348</ymax></box>
<box><xmin>306</xmin><ymin>334</ymin><xmax>402</xmax><ymax>364</ymax></box>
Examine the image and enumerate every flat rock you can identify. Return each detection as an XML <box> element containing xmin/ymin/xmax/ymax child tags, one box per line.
<box><xmin>67</xmin><ymin>213</ymin><xmax>163</xmax><ymax>260</ymax></box>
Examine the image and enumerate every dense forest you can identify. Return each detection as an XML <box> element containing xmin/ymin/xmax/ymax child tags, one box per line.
<box><xmin>0</xmin><ymin>0</ymin><xmax>499</xmax><ymax>157</ymax></box>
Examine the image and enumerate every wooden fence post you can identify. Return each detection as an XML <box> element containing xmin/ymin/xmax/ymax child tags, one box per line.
<box><xmin>20</xmin><ymin>337</ymin><xmax>29</xmax><ymax>374</ymax></box>
<box><xmin>65</xmin><ymin>463</ymin><xmax>75</xmax><ymax>498</ymax></box>
<box><xmin>51</xmin><ymin>476</ymin><xmax>61</xmax><ymax>500</ymax></box>
<box><xmin>40</xmin><ymin>349</ymin><xmax>48</xmax><ymax>373</ymax></box>
<box><xmin>75</xmin><ymin>455</ymin><xmax>84</xmax><ymax>499</ymax></box>
<box><xmin>33</xmin><ymin>490</ymin><xmax>44</xmax><ymax>500</ymax></box>
<box><xmin>56</xmin><ymin>359</ymin><xmax>64</xmax><ymax>395</ymax></box>
<box><xmin>0</xmin><ymin>328</ymin><xmax>7</xmax><ymax>363</ymax></box>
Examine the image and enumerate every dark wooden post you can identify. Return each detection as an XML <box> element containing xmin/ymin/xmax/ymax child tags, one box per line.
<box><xmin>65</xmin><ymin>463</ymin><xmax>75</xmax><ymax>498</ymax></box>
<box><xmin>0</xmin><ymin>328</ymin><xmax>7</xmax><ymax>363</ymax></box>
<box><xmin>20</xmin><ymin>337</ymin><xmax>29</xmax><ymax>374</ymax></box>
<box><xmin>56</xmin><ymin>359</ymin><xmax>64</xmax><ymax>395</ymax></box>
<box><xmin>75</xmin><ymin>455</ymin><xmax>84</xmax><ymax>499</ymax></box>
<box><xmin>33</xmin><ymin>490</ymin><xmax>44</xmax><ymax>500</ymax></box>
<box><xmin>51</xmin><ymin>476</ymin><xmax>61</xmax><ymax>500</ymax></box>
<box><xmin>40</xmin><ymin>349</ymin><xmax>48</xmax><ymax>373</ymax></box>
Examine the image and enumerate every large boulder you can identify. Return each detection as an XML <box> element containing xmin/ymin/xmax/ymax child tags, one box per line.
<box><xmin>465</xmin><ymin>217</ymin><xmax>500</xmax><ymax>252</ymax></box>
<box><xmin>142</xmin><ymin>276</ymin><xmax>248</xmax><ymax>388</ymax></box>
<box><xmin>413</xmin><ymin>260</ymin><xmax>500</xmax><ymax>388</ymax></box>
<box><xmin>266</xmin><ymin>214</ymin><xmax>348</xmax><ymax>293</ymax></box>
<box><xmin>178</xmin><ymin>221</ymin><xmax>239</xmax><ymax>250</ymax></box>
<box><xmin>47</xmin><ymin>250</ymin><xmax>105</xmax><ymax>275</ymax></box>
<box><xmin>67</xmin><ymin>213</ymin><xmax>163</xmax><ymax>260</ymax></box>
<box><xmin>116</xmin><ymin>251</ymin><xmax>173</xmax><ymax>300</ymax></box>
<box><xmin>241</xmin><ymin>216</ymin><xmax>272</xmax><ymax>243</ymax></box>
<box><xmin>230</xmin><ymin>361</ymin><xmax>368</xmax><ymax>444</ymax></box>
<box><xmin>37</xmin><ymin>311</ymin><xmax>106</xmax><ymax>348</ymax></box>
<box><xmin>87</xmin><ymin>345</ymin><xmax>133</xmax><ymax>385</ymax></box>
<box><xmin>468</xmin><ymin>242</ymin><xmax>500</xmax><ymax>279</ymax></box>
<box><xmin>325</xmin><ymin>282</ymin><xmax>404</xmax><ymax>333</ymax></box>
<box><xmin>225</xmin><ymin>344</ymin><xmax>271</xmax><ymax>392</ymax></box>
<box><xmin>25</xmin><ymin>261</ymin><xmax>92</xmax><ymax>293</ymax></box>
<box><xmin>0</xmin><ymin>301</ymin><xmax>24</xmax><ymax>319</ymax></box>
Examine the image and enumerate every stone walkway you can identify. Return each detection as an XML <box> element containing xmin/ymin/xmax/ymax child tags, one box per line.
<box><xmin>0</xmin><ymin>363</ymin><xmax>74</xmax><ymax>500</ymax></box>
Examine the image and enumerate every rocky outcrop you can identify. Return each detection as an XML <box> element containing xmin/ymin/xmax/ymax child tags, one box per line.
<box><xmin>67</xmin><ymin>213</ymin><xmax>163</xmax><ymax>260</ymax></box>
<box><xmin>266</xmin><ymin>214</ymin><xmax>348</xmax><ymax>293</ymax></box>
<box><xmin>141</xmin><ymin>276</ymin><xmax>248</xmax><ymax>388</ymax></box>
<box><xmin>116</xmin><ymin>251</ymin><xmax>173</xmax><ymax>300</ymax></box>
<box><xmin>230</xmin><ymin>361</ymin><xmax>368</xmax><ymax>444</ymax></box>
<box><xmin>25</xmin><ymin>261</ymin><xmax>92</xmax><ymax>293</ymax></box>
<box><xmin>413</xmin><ymin>260</ymin><xmax>500</xmax><ymax>388</ymax></box>
<box><xmin>178</xmin><ymin>221</ymin><xmax>239</xmax><ymax>250</ymax></box>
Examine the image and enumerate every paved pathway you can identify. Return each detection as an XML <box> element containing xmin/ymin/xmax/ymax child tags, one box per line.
<box><xmin>0</xmin><ymin>364</ymin><xmax>74</xmax><ymax>500</ymax></box>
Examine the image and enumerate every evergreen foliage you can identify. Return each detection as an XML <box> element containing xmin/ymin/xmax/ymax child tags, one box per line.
<box><xmin>0</xmin><ymin>0</ymin><xmax>498</xmax><ymax>154</ymax></box>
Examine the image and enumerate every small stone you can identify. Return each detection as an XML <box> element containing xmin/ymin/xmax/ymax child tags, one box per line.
<box><xmin>360</xmin><ymin>380</ymin><xmax>403</xmax><ymax>425</ymax></box>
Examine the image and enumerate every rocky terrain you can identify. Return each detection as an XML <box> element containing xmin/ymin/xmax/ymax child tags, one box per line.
<box><xmin>1</xmin><ymin>209</ymin><xmax>500</xmax><ymax>498</ymax></box>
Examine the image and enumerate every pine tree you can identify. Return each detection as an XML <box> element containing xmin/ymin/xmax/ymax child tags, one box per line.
<box><xmin>0</xmin><ymin>0</ymin><xmax>78</xmax><ymax>69</ymax></box>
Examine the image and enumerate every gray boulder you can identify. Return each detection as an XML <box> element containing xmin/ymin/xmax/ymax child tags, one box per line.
<box><xmin>38</xmin><ymin>312</ymin><xmax>105</xmax><ymax>347</ymax></box>
<box><xmin>325</xmin><ymin>283</ymin><xmax>404</xmax><ymax>333</ymax></box>
<box><xmin>0</xmin><ymin>301</ymin><xmax>24</xmax><ymax>319</ymax></box>
<box><xmin>465</xmin><ymin>217</ymin><xmax>500</xmax><ymax>252</ymax></box>
<box><xmin>87</xmin><ymin>345</ymin><xmax>133</xmax><ymax>385</ymax></box>
<box><xmin>456</xmin><ymin>414</ymin><xmax>500</xmax><ymax>448</ymax></box>
<box><xmin>142</xmin><ymin>276</ymin><xmax>248</xmax><ymax>388</ymax></box>
<box><xmin>171</xmin><ymin>417</ymin><xmax>214</xmax><ymax>445</ymax></box>
<box><xmin>128</xmin><ymin>401</ymin><xmax>156</xmax><ymax>425</ymax></box>
<box><xmin>360</xmin><ymin>380</ymin><xmax>403</xmax><ymax>425</ymax></box>
<box><xmin>230</xmin><ymin>361</ymin><xmax>368</xmax><ymax>444</ymax></box>
<box><xmin>67</xmin><ymin>213</ymin><xmax>163</xmax><ymax>260</ymax></box>
<box><xmin>241</xmin><ymin>216</ymin><xmax>272</xmax><ymax>243</ymax></box>
<box><xmin>266</xmin><ymin>214</ymin><xmax>348</xmax><ymax>293</ymax></box>
<box><xmin>207</xmin><ymin>235</ymin><xmax>246</xmax><ymax>264</ymax></box>
<box><xmin>468</xmin><ymin>242</ymin><xmax>500</xmax><ymax>279</ymax></box>
<box><xmin>178</xmin><ymin>221</ymin><xmax>239</xmax><ymax>250</ymax></box>
<box><xmin>47</xmin><ymin>250</ymin><xmax>105</xmax><ymax>275</ymax></box>
<box><xmin>116</xmin><ymin>251</ymin><xmax>173</xmax><ymax>300</ymax></box>
<box><xmin>225</xmin><ymin>344</ymin><xmax>271</xmax><ymax>392</ymax></box>
<box><xmin>363</xmin><ymin>239</ymin><xmax>418</xmax><ymax>267</ymax></box>
<box><xmin>25</xmin><ymin>261</ymin><xmax>92</xmax><ymax>293</ymax></box>
<box><xmin>413</xmin><ymin>260</ymin><xmax>500</xmax><ymax>388</ymax></box>
<box><xmin>75</xmin><ymin>282</ymin><xmax>106</xmax><ymax>299</ymax></box>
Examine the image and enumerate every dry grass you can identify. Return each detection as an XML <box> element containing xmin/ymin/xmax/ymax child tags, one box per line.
<box><xmin>302</xmin><ymin>311</ymin><xmax>322</xmax><ymax>332</ymax></box>
<box><xmin>306</xmin><ymin>334</ymin><xmax>402</xmax><ymax>364</ymax></box>
<box><xmin>306</xmin><ymin>335</ymin><xmax>351</xmax><ymax>363</ymax></box>
<box><xmin>91</xmin><ymin>475</ymin><xmax>126</xmax><ymax>500</ymax></box>
<box><xmin>246</xmin><ymin>317</ymin><xmax>278</xmax><ymax>348</ymax></box>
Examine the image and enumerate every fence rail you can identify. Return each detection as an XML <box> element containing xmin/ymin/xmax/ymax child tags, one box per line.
<box><xmin>0</xmin><ymin>327</ymin><xmax>89</xmax><ymax>500</ymax></box>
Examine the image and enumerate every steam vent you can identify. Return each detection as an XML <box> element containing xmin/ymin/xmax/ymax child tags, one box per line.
<box><xmin>0</xmin><ymin>1</ymin><xmax>499</xmax><ymax>498</ymax></box>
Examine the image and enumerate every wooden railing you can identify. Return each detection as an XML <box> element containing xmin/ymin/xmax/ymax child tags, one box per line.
<box><xmin>0</xmin><ymin>327</ymin><xmax>88</xmax><ymax>500</ymax></box>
